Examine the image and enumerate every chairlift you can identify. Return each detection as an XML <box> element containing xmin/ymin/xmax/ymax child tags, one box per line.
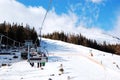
<box><xmin>27</xmin><ymin>0</ymin><xmax>52</xmax><ymax>67</ymax></box>
<box><xmin>28</xmin><ymin>49</ymin><xmax>48</xmax><ymax>67</ymax></box>
<box><xmin>26</xmin><ymin>40</ymin><xmax>48</xmax><ymax>68</ymax></box>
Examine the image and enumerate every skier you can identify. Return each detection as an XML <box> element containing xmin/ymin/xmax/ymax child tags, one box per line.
<box><xmin>37</xmin><ymin>62</ymin><xmax>42</xmax><ymax>68</ymax></box>
<box><xmin>58</xmin><ymin>64</ymin><xmax>64</xmax><ymax>75</ymax></box>
<box><xmin>30</xmin><ymin>62</ymin><xmax>34</xmax><ymax>67</ymax></box>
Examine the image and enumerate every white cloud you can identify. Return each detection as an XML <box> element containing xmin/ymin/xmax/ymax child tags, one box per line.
<box><xmin>0</xmin><ymin>0</ymin><xmax>46</xmax><ymax>32</ymax></box>
<box><xmin>0</xmin><ymin>0</ymin><xmax>79</xmax><ymax>34</ymax></box>
<box><xmin>0</xmin><ymin>0</ymin><xmax>104</xmax><ymax>36</ymax></box>
<box><xmin>0</xmin><ymin>0</ymin><xmax>107</xmax><ymax>35</ymax></box>
<box><xmin>70</xmin><ymin>1</ymin><xmax>101</xmax><ymax>28</ymax></box>
<box><xmin>110</xmin><ymin>14</ymin><xmax>120</xmax><ymax>38</ymax></box>
<box><xmin>91</xmin><ymin>0</ymin><xmax>103</xmax><ymax>4</ymax></box>
<box><xmin>0</xmin><ymin>0</ymin><xmax>119</xmax><ymax>44</ymax></box>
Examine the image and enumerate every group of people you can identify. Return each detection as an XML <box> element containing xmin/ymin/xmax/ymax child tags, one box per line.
<box><xmin>29</xmin><ymin>52</ymin><xmax>48</xmax><ymax>68</ymax></box>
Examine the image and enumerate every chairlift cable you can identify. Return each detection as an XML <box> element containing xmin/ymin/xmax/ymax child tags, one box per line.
<box><xmin>35</xmin><ymin>0</ymin><xmax>52</xmax><ymax>46</ymax></box>
<box><xmin>40</xmin><ymin>0</ymin><xmax>52</xmax><ymax>30</ymax></box>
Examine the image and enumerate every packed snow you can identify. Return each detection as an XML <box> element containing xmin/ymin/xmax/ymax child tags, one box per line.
<box><xmin>0</xmin><ymin>38</ymin><xmax>120</xmax><ymax>80</ymax></box>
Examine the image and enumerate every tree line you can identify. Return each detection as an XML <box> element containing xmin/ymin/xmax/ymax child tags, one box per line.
<box><xmin>42</xmin><ymin>31</ymin><xmax>120</xmax><ymax>55</ymax></box>
<box><xmin>1</xmin><ymin>22</ymin><xmax>120</xmax><ymax>55</ymax></box>
<box><xmin>0</xmin><ymin>21</ymin><xmax>39</xmax><ymax>46</ymax></box>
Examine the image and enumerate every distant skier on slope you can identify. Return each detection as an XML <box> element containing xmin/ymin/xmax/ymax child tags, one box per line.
<box><xmin>58</xmin><ymin>64</ymin><xmax>64</xmax><ymax>75</ymax></box>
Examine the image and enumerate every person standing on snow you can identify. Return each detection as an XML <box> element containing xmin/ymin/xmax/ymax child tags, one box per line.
<box><xmin>58</xmin><ymin>64</ymin><xmax>64</xmax><ymax>75</ymax></box>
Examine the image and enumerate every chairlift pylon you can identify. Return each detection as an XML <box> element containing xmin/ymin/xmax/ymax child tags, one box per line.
<box><xmin>25</xmin><ymin>0</ymin><xmax>52</xmax><ymax>67</ymax></box>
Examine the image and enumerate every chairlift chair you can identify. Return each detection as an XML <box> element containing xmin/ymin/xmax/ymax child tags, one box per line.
<box><xmin>27</xmin><ymin>47</ymin><xmax>48</xmax><ymax>67</ymax></box>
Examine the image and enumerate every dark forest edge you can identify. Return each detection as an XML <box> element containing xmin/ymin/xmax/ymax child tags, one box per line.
<box><xmin>0</xmin><ymin>21</ymin><xmax>39</xmax><ymax>46</ymax></box>
<box><xmin>42</xmin><ymin>31</ymin><xmax>120</xmax><ymax>55</ymax></box>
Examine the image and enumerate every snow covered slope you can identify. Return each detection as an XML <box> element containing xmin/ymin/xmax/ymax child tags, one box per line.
<box><xmin>69</xmin><ymin>26</ymin><xmax>120</xmax><ymax>44</ymax></box>
<box><xmin>78</xmin><ymin>28</ymin><xmax>120</xmax><ymax>44</ymax></box>
<box><xmin>0</xmin><ymin>38</ymin><xmax>120</xmax><ymax>80</ymax></box>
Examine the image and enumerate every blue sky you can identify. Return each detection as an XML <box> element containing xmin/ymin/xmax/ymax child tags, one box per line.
<box><xmin>17</xmin><ymin>0</ymin><xmax>120</xmax><ymax>31</ymax></box>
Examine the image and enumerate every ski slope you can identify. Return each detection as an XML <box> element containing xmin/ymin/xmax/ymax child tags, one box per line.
<box><xmin>0</xmin><ymin>38</ymin><xmax>120</xmax><ymax>80</ymax></box>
